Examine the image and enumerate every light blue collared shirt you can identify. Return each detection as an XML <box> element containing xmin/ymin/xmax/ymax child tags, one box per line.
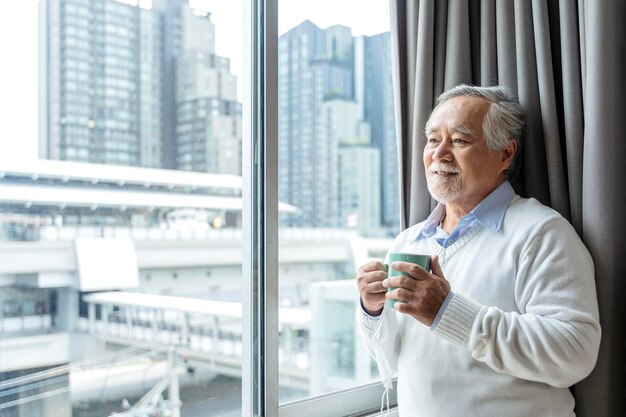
<box><xmin>420</xmin><ymin>181</ymin><xmax>515</xmax><ymax>248</ymax></box>
<box><xmin>426</xmin><ymin>181</ymin><xmax>515</xmax><ymax>329</ymax></box>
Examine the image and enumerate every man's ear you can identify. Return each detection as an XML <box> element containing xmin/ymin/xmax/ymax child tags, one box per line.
<box><xmin>500</xmin><ymin>139</ymin><xmax>517</xmax><ymax>171</ymax></box>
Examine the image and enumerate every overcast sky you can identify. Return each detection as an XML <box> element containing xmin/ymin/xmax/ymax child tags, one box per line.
<box><xmin>199</xmin><ymin>0</ymin><xmax>390</xmax><ymax>101</ymax></box>
<box><xmin>0</xmin><ymin>0</ymin><xmax>389</xmax><ymax>163</ymax></box>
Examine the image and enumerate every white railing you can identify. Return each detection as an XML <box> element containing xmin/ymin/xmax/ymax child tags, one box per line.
<box><xmin>0</xmin><ymin>315</ymin><xmax>53</xmax><ymax>334</ymax></box>
<box><xmin>79</xmin><ymin>301</ymin><xmax>310</xmax><ymax>385</ymax></box>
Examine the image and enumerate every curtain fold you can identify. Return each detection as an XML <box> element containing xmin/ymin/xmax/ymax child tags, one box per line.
<box><xmin>389</xmin><ymin>0</ymin><xmax>626</xmax><ymax>415</ymax></box>
<box><xmin>532</xmin><ymin>1</ymin><xmax>570</xmax><ymax>218</ymax></box>
<box><xmin>478</xmin><ymin>0</ymin><xmax>497</xmax><ymax>86</ymax></box>
<box><xmin>577</xmin><ymin>2</ymin><xmax>626</xmax><ymax>416</ymax></box>
<box><xmin>443</xmin><ymin>0</ymin><xmax>472</xmax><ymax>89</ymax></box>
<box><xmin>559</xmin><ymin>2</ymin><xmax>584</xmax><ymax>234</ymax></box>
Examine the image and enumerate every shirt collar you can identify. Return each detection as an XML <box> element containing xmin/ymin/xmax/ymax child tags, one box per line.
<box><xmin>471</xmin><ymin>181</ymin><xmax>515</xmax><ymax>231</ymax></box>
<box><xmin>414</xmin><ymin>181</ymin><xmax>515</xmax><ymax>240</ymax></box>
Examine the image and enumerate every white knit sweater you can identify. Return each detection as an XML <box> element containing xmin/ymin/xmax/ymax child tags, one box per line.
<box><xmin>359</xmin><ymin>196</ymin><xmax>601</xmax><ymax>417</ymax></box>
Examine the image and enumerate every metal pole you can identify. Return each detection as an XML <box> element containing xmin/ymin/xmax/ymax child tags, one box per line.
<box><xmin>168</xmin><ymin>347</ymin><xmax>181</xmax><ymax>417</ymax></box>
<box><xmin>126</xmin><ymin>307</ymin><xmax>133</xmax><ymax>339</ymax></box>
<box><xmin>88</xmin><ymin>303</ymin><xmax>96</xmax><ymax>333</ymax></box>
<box><xmin>152</xmin><ymin>309</ymin><xmax>158</xmax><ymax>343</ymax></box>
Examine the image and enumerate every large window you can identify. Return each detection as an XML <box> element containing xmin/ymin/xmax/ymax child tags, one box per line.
<box><xmin>2</xmin><ymin>1</ymin><xmax>247</xmax><ymax>416</ymax></box>
<box><xmin>0</xmin><ymin>1</ymin><xmax>397</xmax><ymax>416</ymax></box>
<box><xmin>276</xmin><ymin>0</ymin><xmax>397</xmax><ymax>409</ymax></box>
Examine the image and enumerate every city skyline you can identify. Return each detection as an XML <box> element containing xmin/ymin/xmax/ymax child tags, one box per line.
<box><xmin>278</xmin><ymin>20</ymin><xmax>398</xmax><ymax>233</ymax></box>
<box><xmin>28</xmin><ymin>0</ymin><xmax>398</xmax><ymax>233</ymax></box>
<box><xmin>0</xmin><ymin>2</ymin><xmax>395</xmax><ymax>415</ymax></box>
<box><xmin>0</xmin><ymin>0</ymin><xmax>390</xmax><ymax>164</ymax></box>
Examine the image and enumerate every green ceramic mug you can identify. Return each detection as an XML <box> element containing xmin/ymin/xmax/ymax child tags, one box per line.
<box><xmin>386</xmin><ymin>252</ymin><xmax>430</xmax><ymax>308</ymax></box>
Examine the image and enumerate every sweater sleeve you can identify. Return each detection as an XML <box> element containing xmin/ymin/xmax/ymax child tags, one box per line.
<box><xmin>357</xmin><ymin>303</ymin><xmax>399</xmax><ymax>387</ymax></box>
<box><xmin>433</xmin><ymin>218</ymin><xmax>601</xmax><ymax>388</ymax></box>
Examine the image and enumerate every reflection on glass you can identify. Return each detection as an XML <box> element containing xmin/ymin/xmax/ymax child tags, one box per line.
<box><xmin>1</xmin><ymin>0</ymin><xmax>244</xmax><ymax>416</ymax></box>
<box><xmin>277</xmin><ymin>0</ymin><xmax>396</xmax><ymax>403</ymax></box>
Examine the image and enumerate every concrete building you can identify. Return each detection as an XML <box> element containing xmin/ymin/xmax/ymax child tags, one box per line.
<box><xmin>278</xmin><ymin>21</ymin><xmax>354</xmax><ymax>228</ymax></box>
<box><xmin>174</xmin><ymin>6</ymin><xmax>242</xmax><ymax>174</ymax></box>
<box><xmin>278</xmin><ymin>22</ymin><xmax>396</xmax><ymax>234</ymax></box>
<box><xmin>39</xmin><ymin>0</ymin><xmax>165</xmax><ymax>167</ymax></box>
<box><xmin>0</xmin><ymin>160</ymin><xmax>389</xmax><ymax>416</ymax></box>
<box><xmin>38</xmin><ymin>0</ymin><xmax>242</xmax><ymax>175</ymax></box>
<box><xmin>356</xmin><ymin>33</ymin><xmax>399</xmax><ymax>233</ymax></box>
<box><xmin>319</xmin><ymin>98</ymin><xmax>383</xmax><ymax>235</ymax></box>
<box><xmin>338</xmin><ymin>145</ymin><xmax>382</xmax><ymax>236</ymax></box>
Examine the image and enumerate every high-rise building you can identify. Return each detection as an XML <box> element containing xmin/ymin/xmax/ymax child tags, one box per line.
<box><xmin>39</xmin><ymin>0</ymin><xmax>165</xmax><ymax>167</ymax></box>
<box><xmin>321</xmin><ymin>98</ymin><xmax>382</xmax><ymax>234</ymax></box>
<box><xmin>356</xmin><ymin>33</ymin><xmax>399</xmax><ymax>233</ymax></box>
<box><xmin>279</xmin><ymin>21</ymin><xmax>395</xmax><ymax>232</ymax></box>
<box><xmin>39</xmin><ymin>0</ymin><xmax>242</xmax><ymax>175</ymax></box>
<box><xmin>278</xmin><ymin>21</ymin><xmax>356</xmax><ymax>228</ymax></box>
<box><xmin>174</xmin><ymin>6</ymin><xmax>242</xmax><ymax>174</ymax></box>
<box><xmin>338</xmin><ymin>145</ymin><xmax>381</xmax><ymax>234</ymax></box>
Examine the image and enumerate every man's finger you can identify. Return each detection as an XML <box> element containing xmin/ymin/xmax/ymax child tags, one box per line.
<box><xmin>366</xmin><ymin>281</ymin><xmax>387</xmax><ymax>294</ymax></box>
<box><xmin>362</xmin><ymin>261</ymin><xmax>387</xmax><ymax>273</ymax></box>
<box><xmin>430</xmin><ymin>255</ymin><xmax>445</xmax><ymax>279</ymax></box>
<box><xmin>390</xmin><ymin>261</ymin><xmax>429</xmax><ymax>280</ymax></box>
<box><xmin>384</xmin><ymin>274</ymin><xmax>417</xmax><ymax>289</ymax></box>
<box><xmin>360</xmin><ymin>270</ymin><xmax>387</xmax><ymax>284</ymax></box>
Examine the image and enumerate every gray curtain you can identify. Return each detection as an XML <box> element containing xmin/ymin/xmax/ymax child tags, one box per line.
<box><xmin>389</xmin><ymin>1</ymin><xmax>625</xmax><ymax>416</ymax></box>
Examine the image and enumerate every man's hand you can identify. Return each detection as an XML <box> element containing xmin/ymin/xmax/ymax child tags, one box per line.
<box><xmin>383</xmin><ymin>255</ymin><xmax>450</xmax><ymax>326</ymax></box>
<box><xmin>356</xmin><ymin>261</ymin><xmax>388</xmax><ymax>316</ymax></box>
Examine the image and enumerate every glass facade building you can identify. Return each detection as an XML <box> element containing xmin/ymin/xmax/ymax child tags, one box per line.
<box><xmin>40</xmin><ymin>0</ymin><xmax>241</xmax><ymax>174</ymax></box>
<box><xmin>40</xmin><ymin>0</ymin><xmax>164</xmax><ymax>167</ymax></box>
<box><xmin>359</xmin><ymin>32</ymin><xmax>399</xmax><ymax>232</ymax></box>
<box><xmin>278</xmin><ymin>21</ymin><xmax>396</xmax><ymax>235</ymax></box>
<box><xmin>279</xmin><ymin>21</ymin><xmax>360</xmax><ymax>229</ymax></box>
<box><xmin>174</xmin><ymin>6</ymin><xmax>242</xmax><ymax>174</ymax></box>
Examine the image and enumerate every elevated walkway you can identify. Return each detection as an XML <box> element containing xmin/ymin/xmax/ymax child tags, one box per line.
<box><xmin>80</xmin><ymin>291</ymin><xmax>310</xmax><ymax>389</ymax></box>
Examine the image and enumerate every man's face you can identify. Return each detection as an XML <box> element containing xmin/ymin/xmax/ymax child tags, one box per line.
<box><xmin>423</xmin><ymin>95</ymin><xmax>514</xmax><ymax>209</ymax></box>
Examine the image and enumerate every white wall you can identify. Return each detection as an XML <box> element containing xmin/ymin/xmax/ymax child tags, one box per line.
<box><xmin>0</xmin><ymin>333</ymin><xmax>69</xmax><ymax>373</ymax></box>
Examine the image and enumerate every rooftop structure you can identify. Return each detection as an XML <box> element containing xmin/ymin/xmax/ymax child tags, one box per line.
<box><xmin>0</xmin><ymin>160</ymin><xmax>296</xmax><ymax>233</ymax></box>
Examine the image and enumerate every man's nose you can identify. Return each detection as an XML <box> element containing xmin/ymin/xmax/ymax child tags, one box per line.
<box><xmin>432</xmin><ymin>140</ymin><xmax>453</xmax><ymax>161</ymax></box>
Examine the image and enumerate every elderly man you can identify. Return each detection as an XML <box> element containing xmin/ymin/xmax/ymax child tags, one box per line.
<box><xmin>357</xmin><ymin>85</ymin><xmax>600</xmax><ymax>416</ymax></box>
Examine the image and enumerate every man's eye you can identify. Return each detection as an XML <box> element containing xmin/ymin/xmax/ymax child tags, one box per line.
<box><xmin>452</xmin><ymin>138</ymin><xmax>467</xmax><ymax>144</ymax></box>
<box><xmin>427</xmin><ymin>137</ymin><xmax>439</xmax><ymax>144</ymax></box>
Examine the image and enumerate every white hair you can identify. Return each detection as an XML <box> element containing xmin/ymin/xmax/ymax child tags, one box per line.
<box><xmin>426</xmin><ymin>84</ymin><xmax>526</xmax><ymax>179</ymax></box>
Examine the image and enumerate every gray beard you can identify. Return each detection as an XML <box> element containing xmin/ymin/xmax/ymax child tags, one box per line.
<box><xmin>426</xmin><ymin>175</ymin><xmax>462</xmax><ymax>204</ymax></box>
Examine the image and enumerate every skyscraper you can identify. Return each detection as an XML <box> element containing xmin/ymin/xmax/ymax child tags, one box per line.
<box><xmin>39</xmin><ymin>0</ymin><xmax>242</xmax><ymax>175</ymax></box>
<box><xmin>279</xmin><ymin>21</ymin><xmax>395</xmax><ymax>233</ymax></box>
<box><xmin>357</xmin><ymin>33</ymin><xmax>399</xmax><ymax>233</ymax></box>
<box><xmin>39</xmin><ymin>0</ymin><xmax>165</xmax><ymax>167</ymax></box>
<box><xmin>338</xmin><ymin>145</ymin><xmax>381</xmax><ymax>234</ymax></box>
<box><xmin>323</xmin><ymin>98</ymin><xmax>381</xmax><ymax>233</ymax></box>
<box><xmin>278</xmin><ymin>21</ymin><xmax>358</xmax><ymax>228</ymax></box>
<box><xmin>174</xmin><ymin>6</ymin><xmax>242</xmax><ymax>174</ymax></box>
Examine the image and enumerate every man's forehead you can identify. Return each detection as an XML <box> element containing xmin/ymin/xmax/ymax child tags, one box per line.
<box><xmin>426</xmin><ymin>122</ymin><xmax>475</xmax><ymax>135</ymax></box>
<box><xmin>426</xmin><ymin>96</ymin><xmax>489</xmax><ymax>131</ymax></box>
<box><xmin>435</xmin><ymin>95</ymin><xmax>489</xmax><ymax>115</ymax></box>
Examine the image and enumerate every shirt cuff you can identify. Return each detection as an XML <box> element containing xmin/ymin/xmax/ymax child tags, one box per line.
<box><xmin>432</xmin><ymin>292</ymin><xmax>482</xmax><ymax>346</ymax></box>
<box><xmin>359</xmin><ymin>298</ymin><xmax>382</xmax><ymax>321</ymax></box>
<box><xmin>429</xmin><ymin>291</ymin><xmax>455</xmax><ymax>331</ymax></box>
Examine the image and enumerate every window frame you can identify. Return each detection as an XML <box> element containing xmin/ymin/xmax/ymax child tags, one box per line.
<box><xmin>242</xmin><ymin>0</ymin><xmax>279</xmax><ymax>415</ymax></box>
<box><xmin>242</xmin><ymin>0</ymin><xmax>398</xmax><ymax>416</ymax></box>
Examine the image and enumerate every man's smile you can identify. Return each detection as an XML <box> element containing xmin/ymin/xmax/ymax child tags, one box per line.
<box><xmin>431</xmin><ymin>171</ymin><xmax>459</xmax><ymax>176</ymax></box>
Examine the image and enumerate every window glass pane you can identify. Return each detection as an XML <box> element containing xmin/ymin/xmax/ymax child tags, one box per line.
<box><xmin>277</xmin><ymin>0</ymin><xmax>396</xmax><ymax>403</ymax></box>
<box><xmin>0</xmin><ymin>0</ymin><xmax>246</xmax><ymax>416</ymax></box>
